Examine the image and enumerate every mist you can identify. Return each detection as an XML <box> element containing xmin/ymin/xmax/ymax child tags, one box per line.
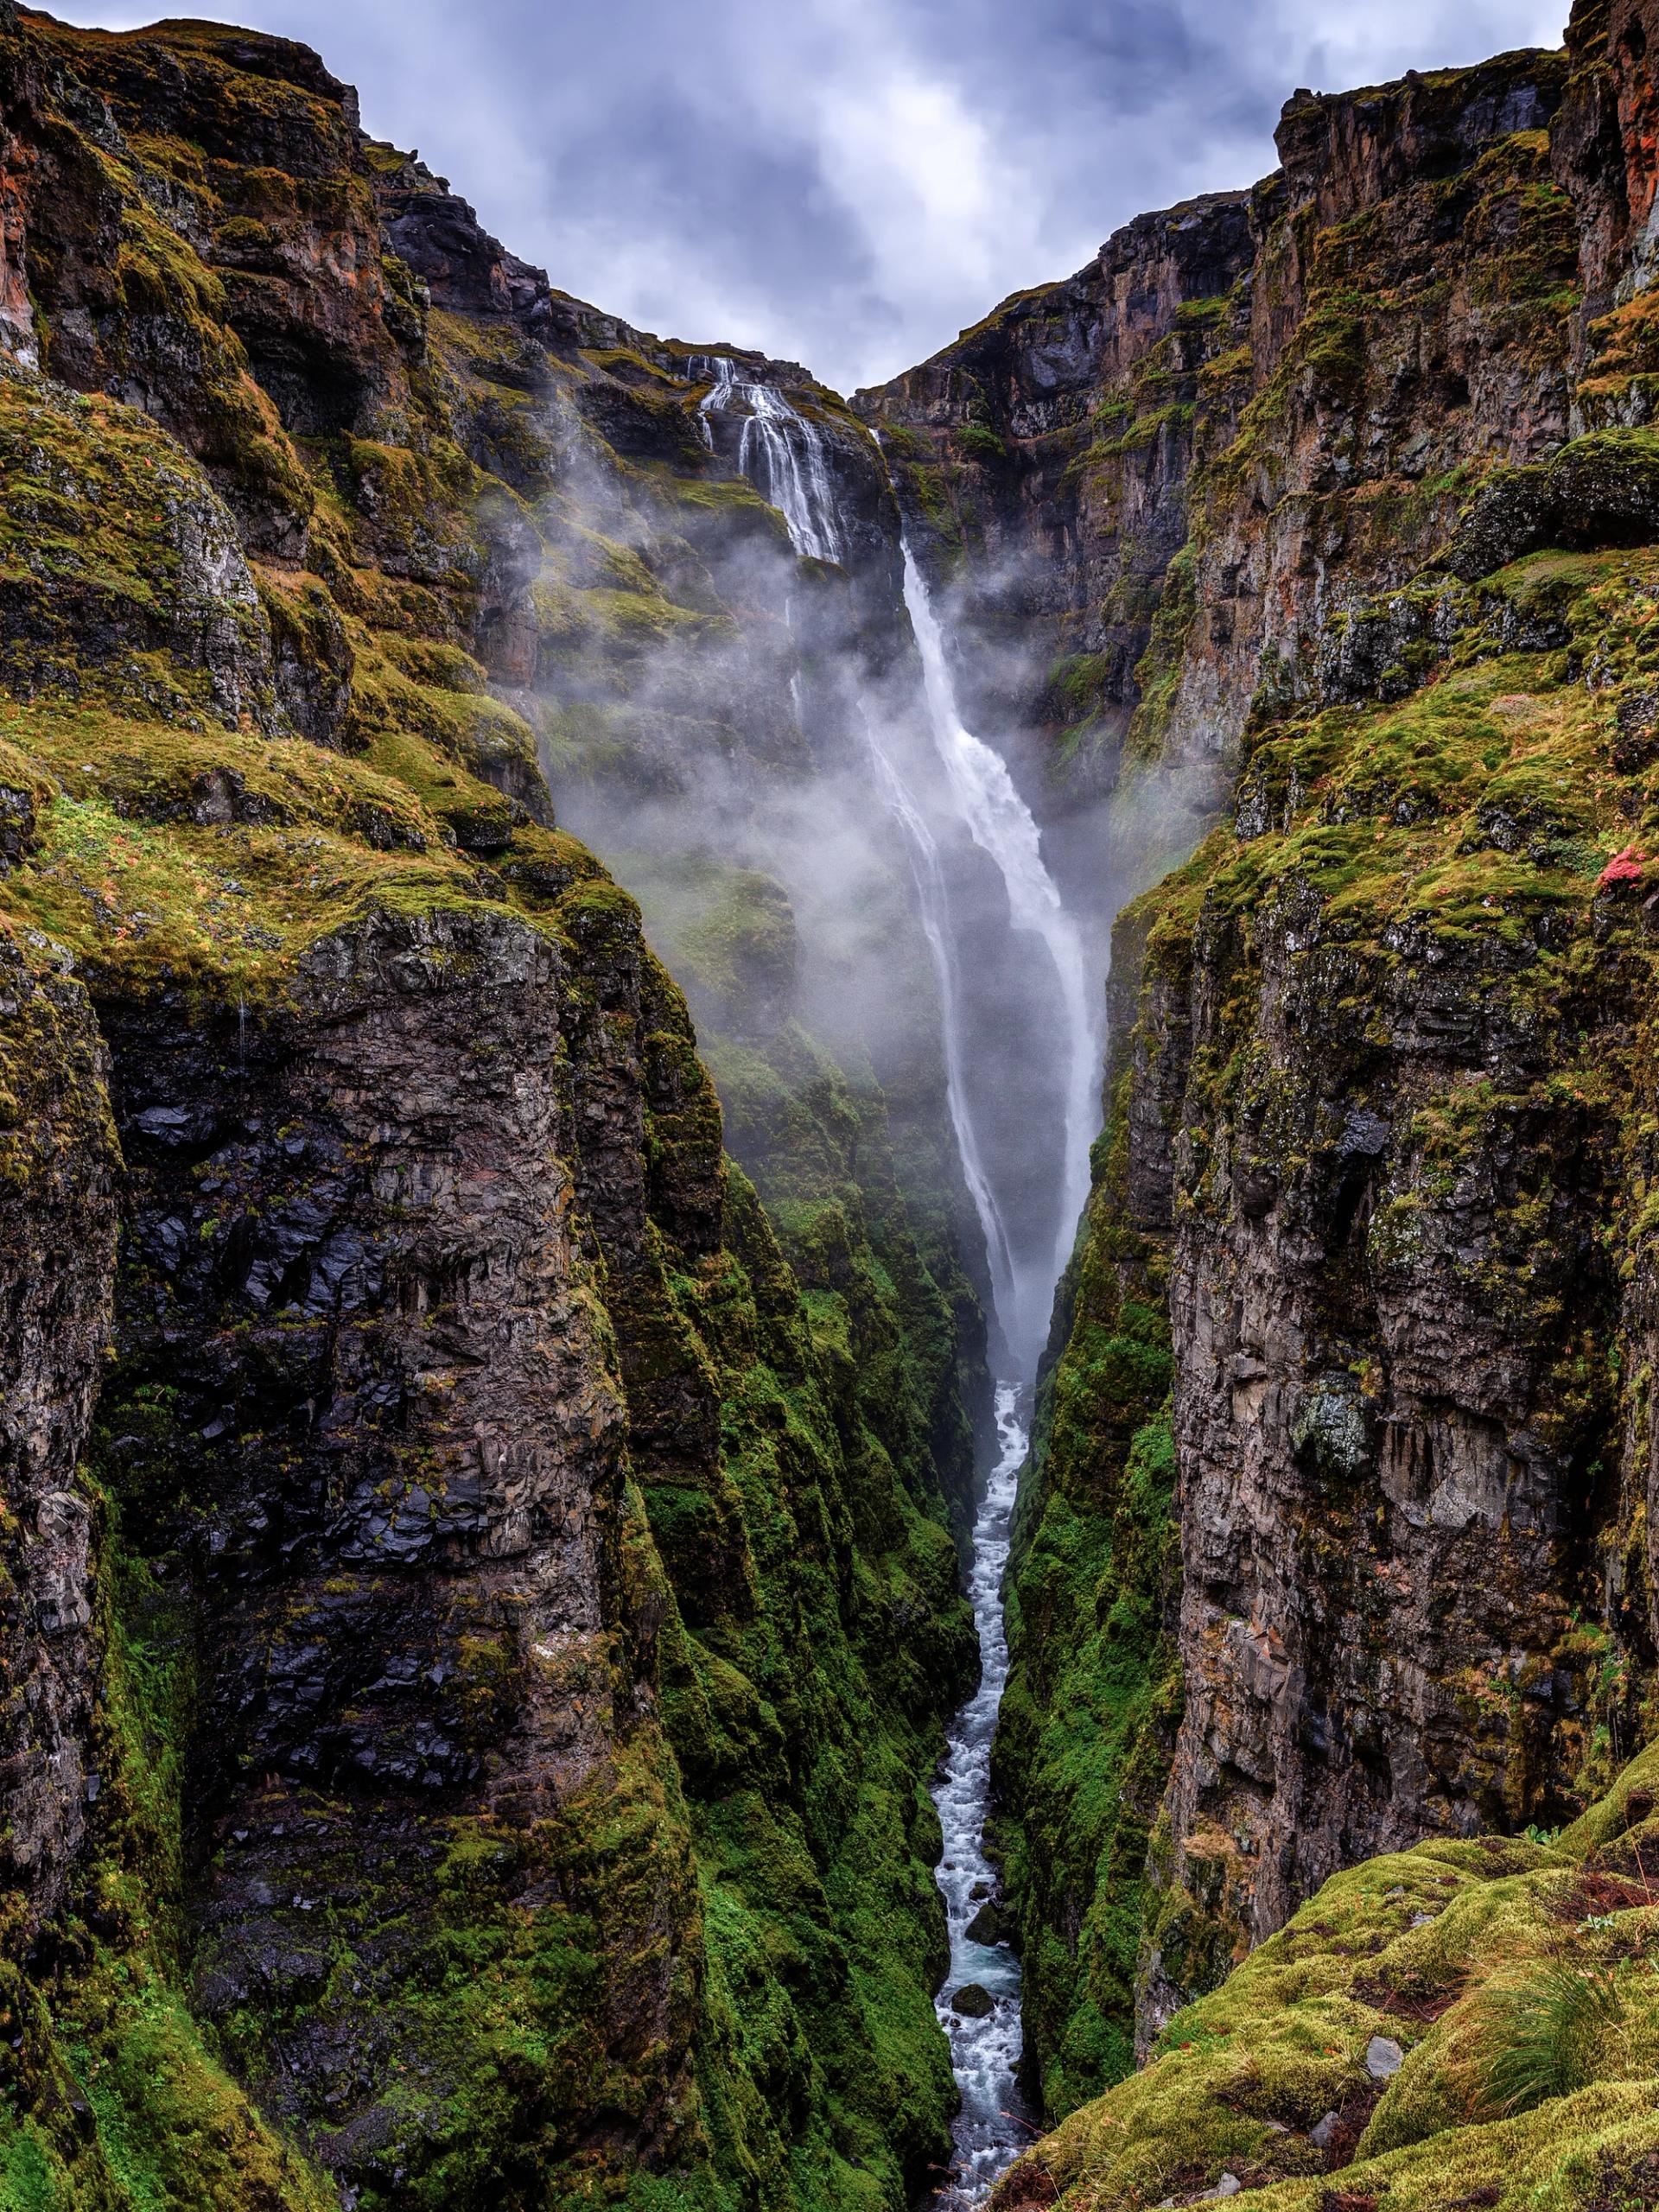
<box><xmin>524</xmin><ymin>356</ymin><xmax>1206</xmax><ymax>1382</ymax></box>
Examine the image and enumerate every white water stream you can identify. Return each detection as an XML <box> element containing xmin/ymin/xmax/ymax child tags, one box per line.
<box><xmin>697</xmin><ymin>355</ymin><xmax>843</xmax><ymax>561</ymax></box>
<box><xmin>703</xmin><ymin>358</ymin><xmax>1096</xmax><ymax>2202</ymax></box>
<box><xmin>861</xmin><ymin>728</ymin><xmax>1025</xmax><ymax>1345</ymax></box>
<box><xmin>931</xmin><ymin>1382</ymin><xmax>1039</xmax><ymax>2202</ymax></box>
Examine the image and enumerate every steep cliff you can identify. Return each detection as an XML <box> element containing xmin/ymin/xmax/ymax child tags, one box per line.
<box><xmin>0</xmin><ymin>10</ymin><xmax>987</xmax><ymax>2208</ymax></box>
<box><xmin>16</xmin><ymin>0</ymin><xmax>1659</xmax><ymax>2202</ymax></box>
<box><xmin>864</xmin><ymin>0</ymin><xmax>1659</xmax><ymax>2192</ymax></box>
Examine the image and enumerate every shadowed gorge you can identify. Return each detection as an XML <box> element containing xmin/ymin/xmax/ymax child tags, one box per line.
<box><xmin>8</xmin><ymin>1</ymin><xmax>1659</xmax><ymax>2209</ymax></box>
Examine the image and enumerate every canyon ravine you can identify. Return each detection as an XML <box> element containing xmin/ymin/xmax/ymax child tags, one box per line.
<box><xmin>9</xmin><ymin>4</ymin><xmax>1659</xmax><ymax>2210</ymax></box>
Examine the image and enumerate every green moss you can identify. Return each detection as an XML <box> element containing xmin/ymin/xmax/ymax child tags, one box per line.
<box><xmin>0</xmin><ymin>1531</ymin><xmax>336</xmax><ymax>2212</ymax></box>
<box><xmin>956</xmin><ymin>422</ymin><xmax>1007</xmax><ymax>464</ymax></box>
<box><xmin>995</xmin><ymin>1744</ymin><xmax>1659</xmax><ymax>2210</ymax></box>
<box><xmin>993</xmin><ymin>999</ymin><xmax>1182</xmax><ymax>2116</ymax></box>
<box><xmin>590</xmin><ymin>1131</ymin><xmax>976</xmax><ymax>2211</ymax></box>
<box><xmin>1123</xmin><ymin>543</ymin><xmax>1198</xmax><ymax>774</ymax></box>
<box><xmin>0</xmin><ymin>704</ymin><xmax>520</xmax><ymax>1001</ymax></box>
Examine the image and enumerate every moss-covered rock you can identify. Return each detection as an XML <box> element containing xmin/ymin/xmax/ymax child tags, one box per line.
<box><xmin>993</xmin><ymin>1741</ymin><xmax>1659</xmax><ymax>2211</ymax></box>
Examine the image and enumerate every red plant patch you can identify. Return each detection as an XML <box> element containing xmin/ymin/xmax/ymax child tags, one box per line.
<box><xmin>990</xmin><ymin>2158</ymin><xmax>1060</xmax><ymax>2210</ymax></box>
<box><xmin>1321</xmin><ymin>2087</ymin><xmax>1382</xmax><ymax>2171</ymax></box>
<box><xmin>1580</xmin><ymin>2148</ymin><xmax>1659</xmax><ymax>2209</ymax></box>
<box><xmin>1548</xmin><ymin>1863</ymin><xmax>1657</xmax><ymax>1921</ymax></box>
<box><xmin>1598</xmin><ymin>843</ymin><xmax>1648</xmax><ymax>891</ymax></box>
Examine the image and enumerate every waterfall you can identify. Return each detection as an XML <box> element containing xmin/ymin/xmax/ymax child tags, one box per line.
<box><xmin>696</xmin><ymin>355</ymin><xmax>843</xmax><ymax>562</ymax></box>
<box><xmin>697</xmin><ymin>360</ymin><xmax>1008</xmax><ymax>1298</ymax></box>
<box><xmin>899</xmin><ymin>543</ymin><xmax>1098</xmax><ymax>1325</ymax></box>
<box><xmin>862</xmin><ymin>724</ymin><xmax>1025</xmax><ymax>1333</ymax></box>
<box><xmin>709</xmin><ymin>366</ymin><xmax>1101</xmax><ymax>2203</ymax></box>
<box><xmin>696</xmin><ymin>355</ymin><xmax>1098</xmax><ymax>1370</ymax></box>
<box><xmin>695</xmin><ymin>356</ymin><xmax>1043</xmax><ymax>1362</ymax></box>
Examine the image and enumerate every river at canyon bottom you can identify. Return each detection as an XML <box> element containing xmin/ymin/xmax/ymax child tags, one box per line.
<box><xmin>929</xmin><ymin>1381</ymin><xmax>1038</xmax><ymax>2204</ymax></box>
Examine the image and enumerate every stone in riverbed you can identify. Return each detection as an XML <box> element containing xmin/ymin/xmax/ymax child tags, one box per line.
<box><xmin>965</xmin><ymin>1900</ymin><xmax>1009</xmax><ymax>1945</ymax></box>
<box><xmin>951</xmin><ymin>1982</ymin><xmax>995</xmax><ymax>2018</ymax></box>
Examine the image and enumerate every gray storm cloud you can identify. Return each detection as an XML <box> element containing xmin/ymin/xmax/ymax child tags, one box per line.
<box><xmin>54</xmin><ymin>0</ymin><xmax>1567</xmax><ymax>392</ymax></box>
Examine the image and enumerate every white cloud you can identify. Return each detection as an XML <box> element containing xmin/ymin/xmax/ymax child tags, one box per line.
<box><xmin>43</xmin><ymin>0</ymin><xmax>1573</xmax><ymax>391</ymax></box>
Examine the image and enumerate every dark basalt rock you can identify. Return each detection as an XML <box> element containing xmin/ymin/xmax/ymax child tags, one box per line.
<box><xmin>0</xmin><ymin>936</ymin><xmax>118</xmax><ymax>1929</ymax></box>
<box><xmin>1443</xmin><ymin>429</ymin><xmax>1659</xmax><ymax>579</ymax></box>
<box><xmin>965</xmin><ymin>1899</ymin><xmax>1011</xmax><ymax>1946</ymax></box>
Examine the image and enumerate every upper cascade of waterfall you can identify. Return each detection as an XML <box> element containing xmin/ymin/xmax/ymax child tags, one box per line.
<box><xmin>694</xmin><ymin>354</ymin><xmax>844</xmax><ymax>563</ymax></box>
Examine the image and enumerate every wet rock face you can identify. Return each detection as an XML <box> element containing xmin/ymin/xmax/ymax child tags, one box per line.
<box><xmin>88</xmin><ymin>903</ymin><xmax>713</xmax><ymax>2190</ymax></box>
<box><xmin>1154</xmin><ymin>892</ymin><xmax>1624</xmax><ymax>1981</ymax></box>
<box><xmin>103</xmin><ymin>906</ymin><xmax>628</xmax><ymax>1812</ymax></box>
<box><xmin>0</xmin><ymin>937</ymin><xmax>118</xmax><ymax>1924</ymax></box>
<box><xmin>861</xmin><ymin>193</ymin><xmax>1255</xmax><ymax>805</ymax></box>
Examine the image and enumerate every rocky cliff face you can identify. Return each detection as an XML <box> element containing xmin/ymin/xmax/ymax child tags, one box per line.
<box><xmin>863</xmin><ymin>45</ymin><xmax>1582</xmax><ymax>846</ymax></box>
<box><xmin>0</xmin><ymin>10</ymin><xmax>986</xmax><ymax>2208</ymax></box>
<box><xmin>0</xmin><ymin>937</ymin><xmax>117</xmax><ymax>1930</ymax></box>
<box><xmin>860</xmin><ymin>192</ymin><xmax>1254</xmax><ymax>826</ymax></box>
<box><xmin>15</xmin><ymin>0</ymin><xmax>1659</xmax><ymax>2204</ymax></box>
<box><xmin>868</xmin><ymin>0</ymin><xmax>1659</xmax><ymax>2170</ymax></box>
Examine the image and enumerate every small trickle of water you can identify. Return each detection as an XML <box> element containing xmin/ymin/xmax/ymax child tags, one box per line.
<box><xmin>929</xmin><ymin>1383</ymin><xmax>1037</xmax><ymax>2206</ymax></box>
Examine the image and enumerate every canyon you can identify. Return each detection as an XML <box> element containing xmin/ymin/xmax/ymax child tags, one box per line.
<box><xmin>3</xmin><ymin>1</ymin><xmax>1659</xmax><ymax>2209</ymax></box>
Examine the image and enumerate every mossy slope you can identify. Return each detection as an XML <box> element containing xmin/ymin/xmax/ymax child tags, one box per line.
<box><xmin>994</xmin><ymin>1741</ymin><xmax>1659</xmax><ymax>2210</ymax></box>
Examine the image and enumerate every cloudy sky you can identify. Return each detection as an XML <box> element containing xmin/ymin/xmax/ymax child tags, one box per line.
<box><xmin>51</xmin><ymin>0</ymin><xmax>1566</xmax><ymax>393</ymax></box>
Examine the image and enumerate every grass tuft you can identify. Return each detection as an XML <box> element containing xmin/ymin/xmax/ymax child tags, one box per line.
<box><xmin>1460</xmin><ymin>1958</ymin><xmax>1626</xmax><ymax>2119</ymax></box>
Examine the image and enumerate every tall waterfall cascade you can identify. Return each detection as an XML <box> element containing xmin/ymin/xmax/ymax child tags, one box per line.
<box><xmin>861</xmin><ymin>731</ymin><xmax>1024</xmax><ymax>1339</ymax></box>
<box><xmin>898</xmin><ymin>543</ymin><xmax>1098</xmax><ymax>1368</ymax></box>
<box><xmin>705</xmin><ymin>357</ymin><xmax>1101</xmax><ymax>2202</ymax></box>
